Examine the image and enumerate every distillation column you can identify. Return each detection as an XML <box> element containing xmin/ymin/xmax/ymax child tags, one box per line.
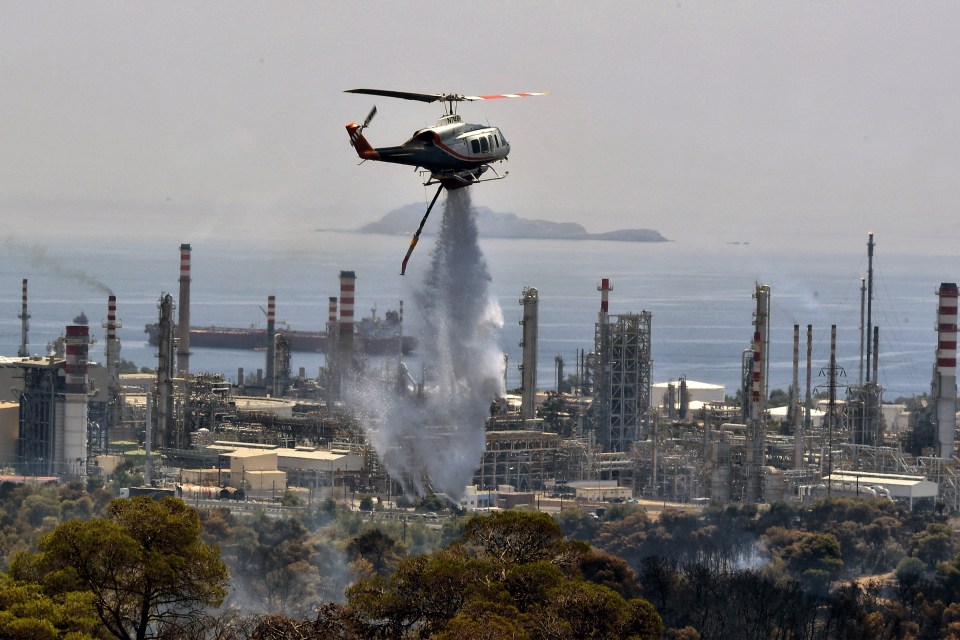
<box><xmin>592</xmin><ymin>278</ymin><xmax>613</xmax><ymax>448</ymax></box>
<box><xmin>935</xmin><ymin>282</ymin><xmax>958</xmax><ymax>459</ymax></box>
<box><xmin>519</xmin><ymin>287</ymin><xmax>539</xmax><ymax>421</ymax></box>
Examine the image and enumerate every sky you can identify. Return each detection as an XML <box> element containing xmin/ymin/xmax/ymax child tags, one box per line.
<box><xmin>2</xmin><ymin>2</ymin><xmax>960</xmax><ymax>255</ymax></box>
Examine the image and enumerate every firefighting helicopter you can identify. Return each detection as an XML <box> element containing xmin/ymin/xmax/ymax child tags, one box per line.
<box><xmin>344</xmin><ymin>88</ymin><xmax>545</xmax><ymax>274</ymax></box>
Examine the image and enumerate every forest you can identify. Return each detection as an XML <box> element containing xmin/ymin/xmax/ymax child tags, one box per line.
<box><xmin>1</xmin><ymin>479</ymin><xmax>960</xmax><ymax>639</ymax></box>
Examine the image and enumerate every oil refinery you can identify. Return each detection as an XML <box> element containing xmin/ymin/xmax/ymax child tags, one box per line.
<box><xmin>0</xmin><ymin>233</ymin><xmax>957</xmax><ymax>514</ymax></box>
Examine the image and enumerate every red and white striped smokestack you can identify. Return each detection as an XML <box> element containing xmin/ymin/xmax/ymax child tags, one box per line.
<box><xmin>938</xmin><ymin>283</ymin><xmax>957</xmax><ymax>376</ymax></box>
<box><xmin>176</xmin><ymin>244</ymin><xmax>191</xmax><ymax>378</ymax></box>
<box><xmin>339</xmin><ymin>271</ymin><xmax>356</xmax><ymax>372</ymax></box>
<box><xmin>18</xmin><ymin>278</ymin><xmax>29</xmax><ymax>357</ymax></box>
<box><xmin>64</xmin><ymin>325</ymin><xmax>90</xmax><ymax>394</ymax></box>
<box><xmin>936</xmin><ymin>282</ymin><xmax>958</xmax><ymax>459</ymax></box>
<box><xmin>598</xmin><ymin>278</ymin><xmax>612</xmax><ymax>316</ymax></box>
<box><xmin>328</xmin><ymin>296</ymin><xmax>338</xmax><ymax>326</ymax></box>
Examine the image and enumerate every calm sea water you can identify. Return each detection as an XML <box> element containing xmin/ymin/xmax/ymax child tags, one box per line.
<box><xmin>0</xmin><ymin>232</ymin><xmax>954</xmax><ymax>401</ymax></box>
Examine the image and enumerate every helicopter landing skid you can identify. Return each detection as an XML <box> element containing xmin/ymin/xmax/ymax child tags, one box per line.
<box><xmin>422</xmin><ymin>164</ymin><xmax>509</xmax><ymax>188</ymax></box>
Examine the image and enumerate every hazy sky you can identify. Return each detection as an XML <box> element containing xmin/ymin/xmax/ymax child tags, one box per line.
<box><xmin>3</xmin><ymin>2</ymin><xmax>959</xmax><ymax>254</ymax></box>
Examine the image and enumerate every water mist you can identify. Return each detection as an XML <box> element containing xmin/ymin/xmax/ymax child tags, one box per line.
<box><xmin>351</xmin><ymin>189</ymin><xmax>504</xmax><ymax>500</ymax></box>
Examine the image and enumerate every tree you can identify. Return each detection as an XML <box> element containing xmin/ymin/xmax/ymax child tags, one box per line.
<box><xmin>11</xmin><ymin>496</ymin><xmax>228</xmax><ymax>640</ymax></box>
<box><xmin>763</xmin><ymin>528</ymin><xmax>843</xmax><ymax>596</ymax></box>
<box><xmin>345</xmin><ymin>511</ymin><xmax>661</xmax><ymax>639</ymax></box>
<box><xmin>768</xmin><ymin>388</ymin><xmax>790</xmax><ymax>407</ymax></box>
<box><xmin>916</xmin><ymin>523</ymin><xmax>960</xmax><ymax>568</ymax></box>
<box><xmin>358</xmin><ymin>495</ymin><xmax>374</xmax><ymax>512</ymax></box>
<box><xmin>347</xmin><ymin>529</ymin><xmax>401</xmax><ymax>576</ymax></box>
<box><xmin>462</xmin><ymin>510</ymin><xmax>565</xmax><ymax>566</ymax></box>
<box><xmin>0</xmin><ymin>572</ymin><xmax>101</xmax><ymax>639</ymax></box>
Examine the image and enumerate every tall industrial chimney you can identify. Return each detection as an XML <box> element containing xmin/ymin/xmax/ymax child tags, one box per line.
<box><xmin>745</xmin><ymin>283</ymin><xmax>770</xmax><ymax>503</ymax></box>
<box><xmin>598</xmin><ymin>278</ymin><xmax>612</xmax><ymax>319</ymax></box>
<box><xmin>327</xmin><ymin>296</ymin><xmax>338</xmax><ymax>363</ymax></box>
<box><xmin>62</xmin><ymin>324</ymin><xmax>90</xmax><ymax>477</ymax></box>
<box><xmin>935</xmin><ymin>282</ymin><xmax>958</xmax><ymax>459</ymax></box>
<box><xmin>519</xmin><ymin>287</ymin><xmax>539</xmax><ymax>420</ymax></box>
<box><xmin>793</xmin><ymin>324</ymin><xmax>802</xmax><ymax>469</ymax></box>
<box><xmin>750</xmin><ymin>284</ymin><xmax>770</xmax><ymax>422</ymax></box>
<box><xmin>103</xmin><ymin>295</ymin><xmax>122</xmax><ymax>434</ymax></box>
<box><xmin>805</xmin><ymin>324</ymin><xmax>813</xmax><ymax>431</ymax></box>
<box><xmin>865</xmin><ymin>233</ymin><xmax>875</xmax><ymax>382</ymax></box>
<box><xmin>176</xmin><ymin>244</ymin><xmax>191</xmax><ymax>380</ymax></box>
<box><xmin>338</xmin><ymin>271</ymin><xmax>356</xmax><ymax>376</ymax></box>
<box><xmin>555</xmin><ymin>355</ymin><xmax>564</xmax><ymax>394</ymax></box>
<box><xmin>18</xmin><ymin>279</ymin><xmax>29</xmax><ymax>357</ymax></box>
<box><xmin>266</xmin><ymin>295</ymin><xmax>276</xmax><ymax>396</ymax></box>
<box><xmin>155</xmin><ymin>293</ymin><xmax>176</xmax><ymax>450</ymax></box>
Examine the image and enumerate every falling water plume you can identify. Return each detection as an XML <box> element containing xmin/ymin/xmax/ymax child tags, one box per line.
<box><xmin>351</xmin><ymin>189</ymin><xmax>504</xmax><ymax>500</ymax></box>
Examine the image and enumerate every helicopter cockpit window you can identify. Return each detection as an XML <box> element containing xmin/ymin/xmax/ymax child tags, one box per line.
<box><xmin>471</xmin><ymin>139</ymin><xmax>481</xmax><ymax>154</ymax></box>
<box><xmin>493</xmin><ymin>134</ymin><xmax>500</xmax><ymax>148</ymax></box>
<box><xmin>480</xmin><ymin>137</ymin><xmax>489</xmax><ymax>153</ymax></box>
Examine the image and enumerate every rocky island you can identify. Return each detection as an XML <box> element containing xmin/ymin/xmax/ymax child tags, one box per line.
<box><xmin>354</xmin><ymin>203</ymin><xmax>669</xmax><ymax>242</ymax></box>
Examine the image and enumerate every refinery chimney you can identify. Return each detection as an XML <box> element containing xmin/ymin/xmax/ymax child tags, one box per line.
<box><xmin>155</xmin><ymin>293</ymin><xmax>176</xmax><ymax>449</ymax></box>
<box><xmin>338</xmin><ymin>271</ymin><xmax>356</xmax><ymax>377</ymax></box>
<box><xmin>18</xmin><ymin>279</ymin><xmax>29</xmax><ymax>357</ymax></box>
<box><xmin>266</xmin><ymin>295</ymin><xmax>276</xmax><ymax>396</ymax></box>
<box><xmin>519</xmin><ymin>287</ymin><xmax>539</xmax><ymax>420</ymax></box>
<box><xmin>102</xmin><ymin>295</ymin><xmax>122</xmax><ymax>434</ymax></box>
<box><xmin>935</xmin><ymin>282</ymin><xmax>958</xmax><ymax>459</ymax></box>
<box><xmin>598</xmin><ymin>278</ymin><xmax>612</xmax><ymax>320</ymax></box>
<box><xmin>793</xmin><ymin>324</ymin><xmax>803</xmax><ymax>469</ymax></box>
<box><xmin>62</xmin><ymin>324</ymin><xmax>90</xmax><ymax>477</ymax></box>
<box><xmin>327</xmin><ymin>296</ymin><xmax>338</xmax><ymax>365</ymax></box>
<box><xmin>745</xmin><ymin>283</ymin><xmax>770</xmax><ymax>503</ymax></box>
<box><xmin>176</xmin><ymin>244</ymin><xmax>191</xmax><ymax>380</ymax></box>
<box><xmin>750</xmin><ymin>284</ymin><xmax>770</xmax><ymax>422</ymax></box>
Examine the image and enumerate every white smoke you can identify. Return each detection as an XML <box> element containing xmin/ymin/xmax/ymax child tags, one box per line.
<box><xmin>349</xmin><ymin>189</ymin><xmax>504</xmax><ymax>500</ymax></box>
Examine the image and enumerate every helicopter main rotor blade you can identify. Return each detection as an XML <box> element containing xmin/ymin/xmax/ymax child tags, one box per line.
<box><xmin>462</xmin><ymin>92</ymin><xmax>548</xmax><ymax>101</ymax></box>
<box><xmin>345</xmin><ymin>89</ymin><xmax>449</xmax><ymax>103</ymax></box>
<box><xmin>346</xmin><ymin>89</ymin><xmax>547</xmax><ymax>104</ymax></box>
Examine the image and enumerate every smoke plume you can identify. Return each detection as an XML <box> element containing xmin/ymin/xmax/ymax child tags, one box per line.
<box><xmin>3</xmin><ymin>235</ymin><xmax>114</xmax><ymax>295</ymax></box>
<box><xmin>351</xmin><ymin>189</ymin><xmax>504</xmax><ymax>500</ymax></box>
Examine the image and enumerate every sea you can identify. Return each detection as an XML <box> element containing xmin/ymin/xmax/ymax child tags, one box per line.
<box><xmin>0</xmin><ymin>232</ymin><xmax>954</xmax><ymax>402</ymax></box>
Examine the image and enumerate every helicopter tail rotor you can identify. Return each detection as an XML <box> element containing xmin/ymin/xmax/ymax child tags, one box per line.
<box><xmin>346</xmin><ymin>105</ymin><xmax>379</xmax><ymax>160</ymax></box>
<box><xmin>349</xmin><ymin>105</ymin><xmax>377</xmax><ymax>146</ymax></box>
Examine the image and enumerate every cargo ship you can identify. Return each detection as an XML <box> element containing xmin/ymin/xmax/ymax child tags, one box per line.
<box><xmin>145</xmin><ymin>308</ymin><xmax>416</xmax><ymax>355</ymax></box>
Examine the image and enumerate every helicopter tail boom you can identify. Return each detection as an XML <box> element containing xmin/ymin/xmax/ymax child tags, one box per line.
<box><xmin>346</xmin><ymin>123</ymin><xmax>379</xmax><ymax>160</ymax></box>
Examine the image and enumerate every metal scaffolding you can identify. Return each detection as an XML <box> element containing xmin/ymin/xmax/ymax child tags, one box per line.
<box><xmin>591</xmin><ymin>312</ymin><xmax>652</xmax><ymax>453</ymax></box>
